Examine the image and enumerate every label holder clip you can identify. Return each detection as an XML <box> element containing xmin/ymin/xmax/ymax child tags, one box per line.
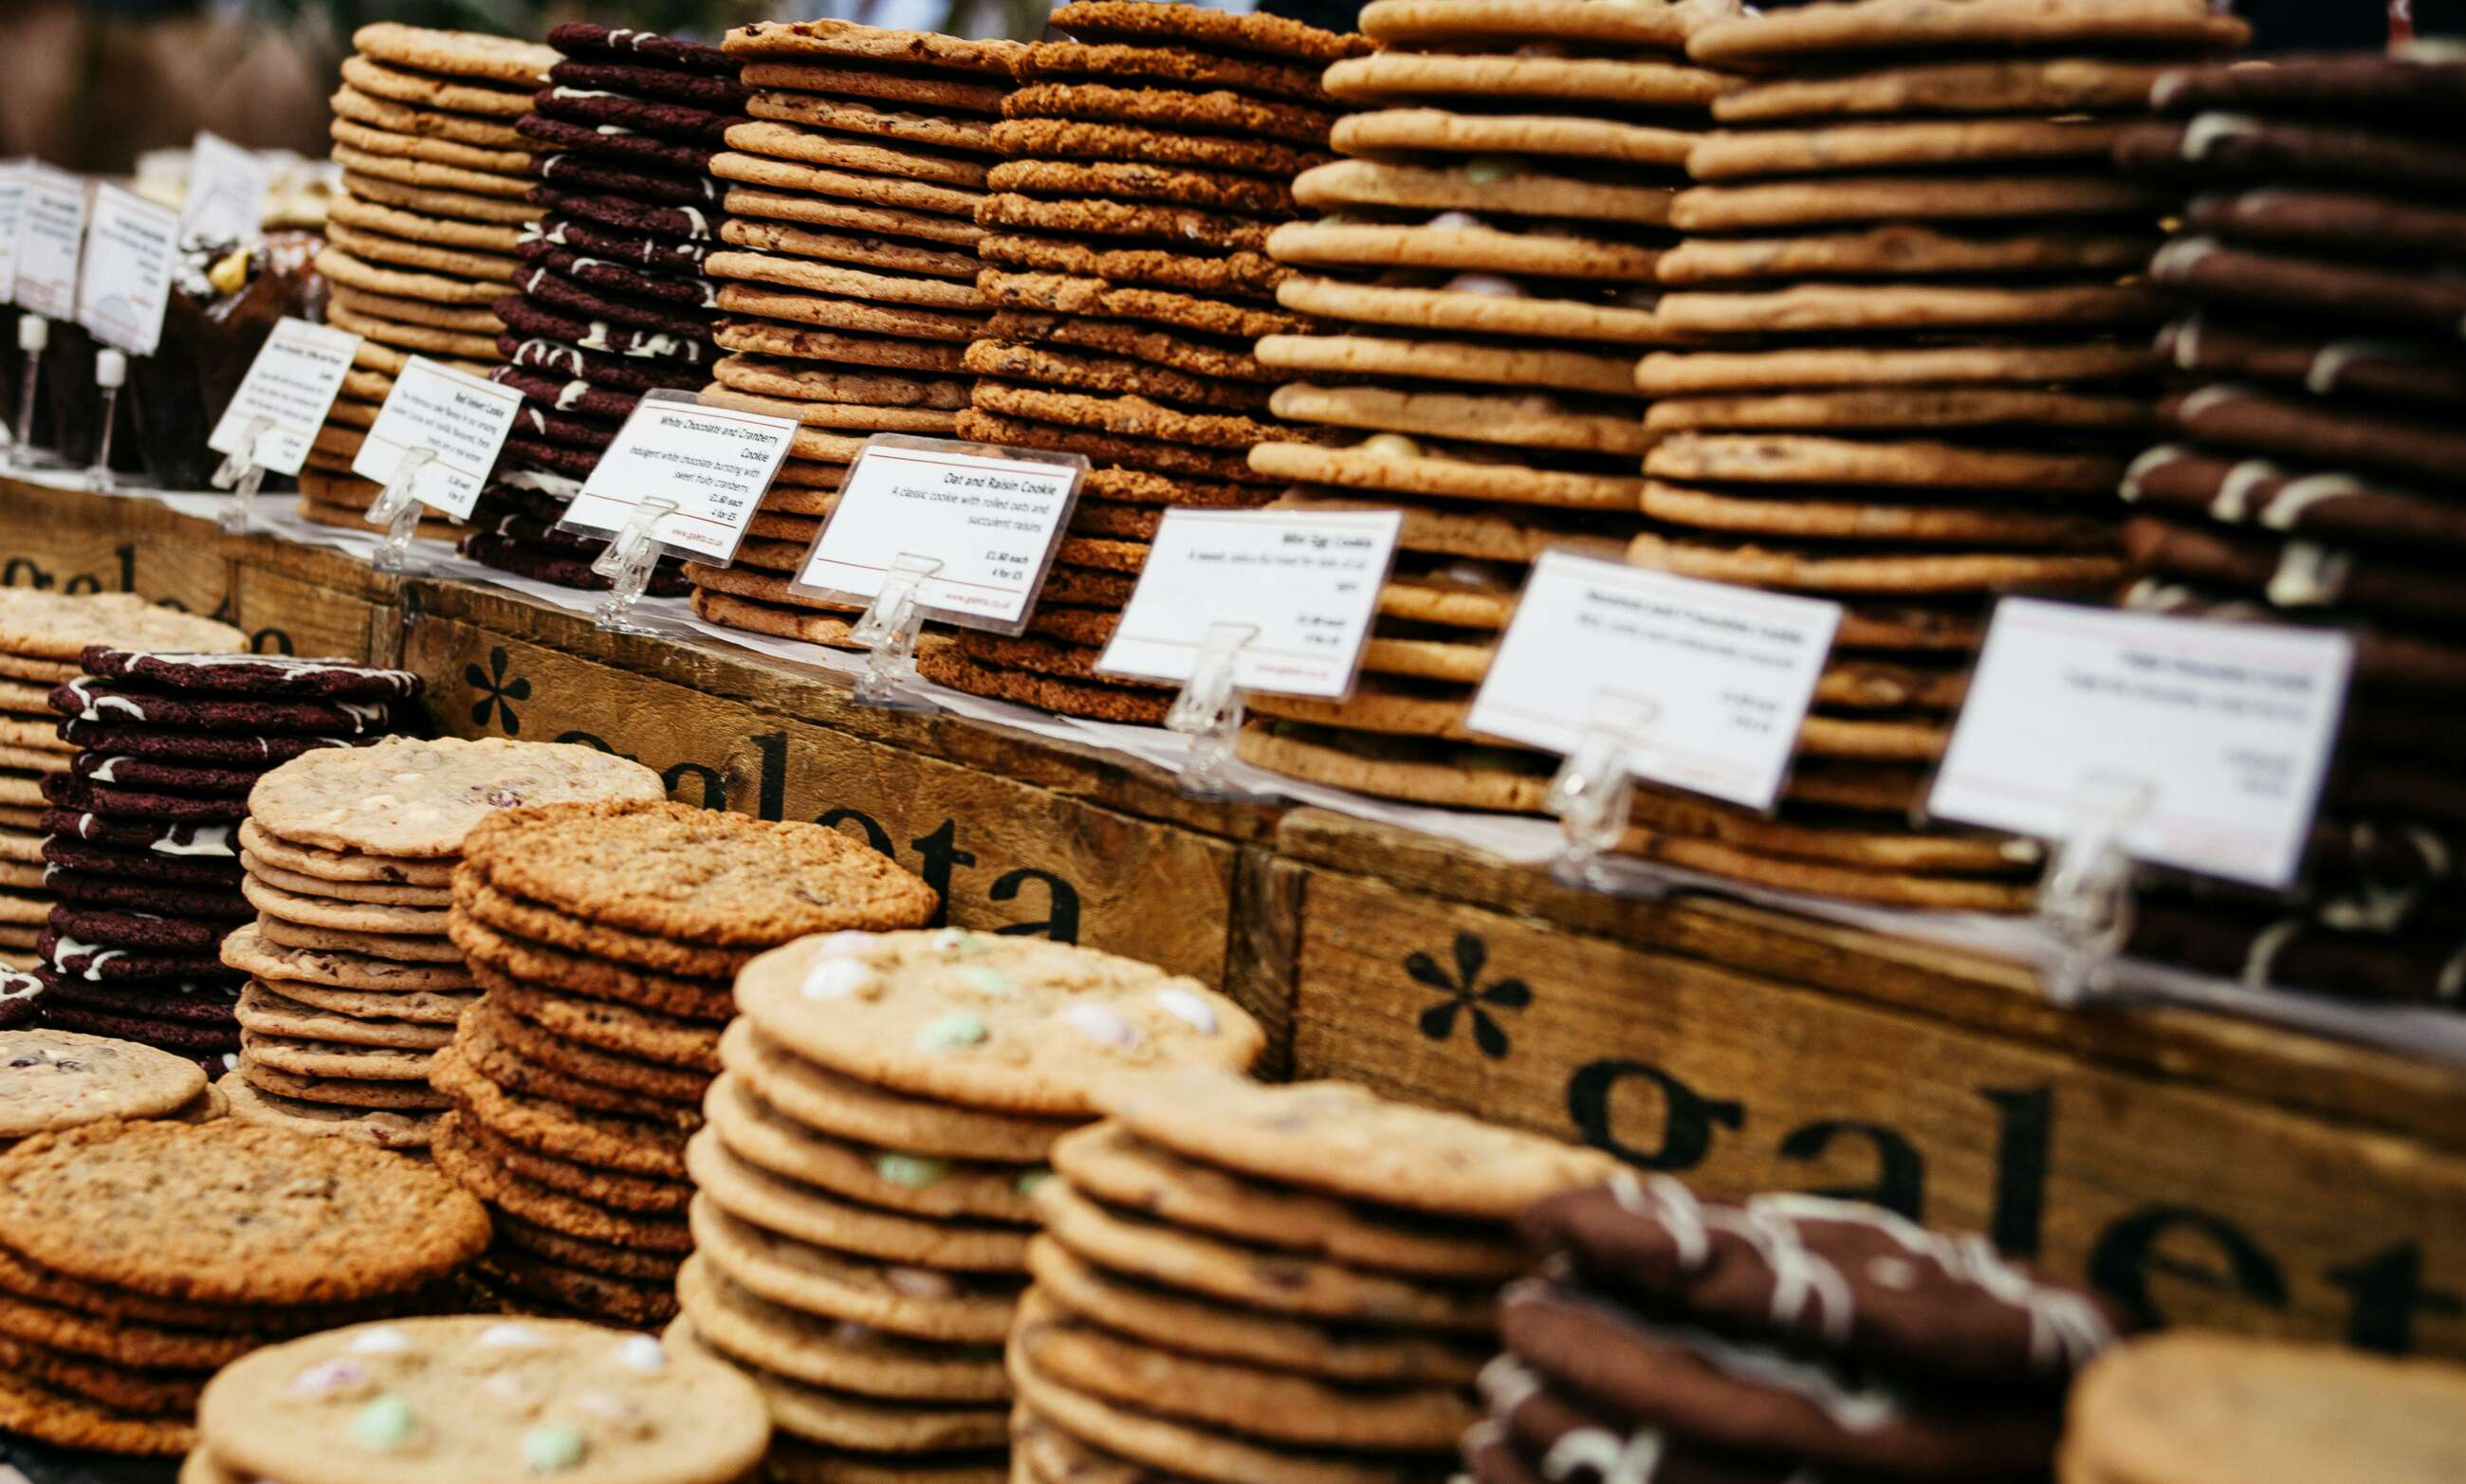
<box><xmin>849</xmin><ymin>553</ymin><xmax>942</xmax><ymax>711</ymax></box>
<box><xmin>364</xmin><ymin>447</ymin><xmax>436</xmax><ymax>575</ymax></box>
<box><xmin>1164</xmin><ymin>620</ymin><xmax>1259</xmax><ymax>800</ymax></box>
<box><xmin>2035</xmin><ymin>773</ymin><xmax>2153</xmax><ymax>1006</ymax></box>
<box><xmin>589</xmin><ymin>495</ymin><xmax>679</xmax><ymax>634</ymax></box>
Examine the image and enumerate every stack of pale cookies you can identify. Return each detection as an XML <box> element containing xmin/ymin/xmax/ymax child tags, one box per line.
<box><xmin>0</xmin><ymin>595</ymin><xmax>244</xmax><ymax>975</ymax></box>
<box><xmin>307</xmin><ymin>22</ymin><xmax>557</xmax><ymax>538</ymax></box>
<box><xmin>688</xmin><ymin>931</ymin><xmax>1261</xmax><ymax>1480</ymax></box>
<box><xmin>0</xmin><ymin>1119</ymin><xmax>488</xmax><ymax>1456</ymax></box>
<box><xmin>1575</xmin><ymin>0</ymin><xmax>2248</xmax><ymax>905</ymax></box>
<box><xmin>220</xmin><ymin>736</ymin><xmax>662</xmax><ymax>1148</ymax></box>
<box><xmin>922</xmin><ymin>1</ymin><xmax>1367</xmax><ymax>720</ymax></box>
<box><xmin>2109</xmin><ymin>50</ymin><xmax>2466</xmax><ymax>1005</ymax></box>
<box><xmin>1236</xmin><ymin>0</ymin><xmax>1725</xmax><ymax>815</ymax></box>
<box><xmin>465</xmin><ymin>23</ymin><xmax>741</xmax><ymax>594</ymax></box>
<box><xmin>434</xmin><ymin>800</ymin><xmax>938</xmax><ymax>1328</ymax></box>
<box><xmin>1012</xmin><ymin>1072</ymin><xmax>1610</xmax><ymax>1484</ymax></box>
<box><xmin>683</xmin><ymin>20</ymin><xmax>1022</xmax><ymax>651</ymax></box>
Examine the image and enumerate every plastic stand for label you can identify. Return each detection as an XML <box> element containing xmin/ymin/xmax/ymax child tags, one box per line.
<box><xmin>1545</xmin><ymin>696</ymin><xmax>1662</xmax><ymax>894</ymax></box>
<box><xmin>9</xmin><ymin>315</ymin><xmax>55</xmax><ymax>469</ymax></box>
<box><xmin>589</xmin><ymin>496</ymin><xmax>678</xmax><ymax>635</ymax></box>
<box><xmin>210</xmin><ymin>414</ymin><xmax>272</xmax><ymax>531</ymax></box>
<box><xmin>2034</xmin><ymin>774</ymin><xmax>2153</xmax><ymax>1007</ymax></box>
<box><xmin>363</xmin><ymin>447</ymin><xmax>436</xmax><ymax>574</ymax></box>
<box><xmin>85</xmin><ymin>349</ymin><xmax>126</xmax><ymax>491</ymax></box>
<box><xmin>1163</xmin><ymin>620</ymin><xmax>1259</xmax><ymax>799</ymax></box>
<box><xmin>849</xmin><ymin>553</ymin><xmax>942</xmax><ymax>711</ymax></box>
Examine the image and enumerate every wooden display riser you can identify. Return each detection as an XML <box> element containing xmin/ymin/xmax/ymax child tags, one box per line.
<box><xmin>8</xmin><ymin>478</ymin><xmax>2464</xmax><ymax>1358</ymax></box>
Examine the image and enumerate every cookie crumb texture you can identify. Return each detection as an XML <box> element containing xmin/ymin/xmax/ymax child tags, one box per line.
<box><xmin>196</xmin><ymin>1314</ymin><xmax>772</xmax><ymax>1484</ymax></box>
<box><xmin>737</xmin><ymin>930</ymin><xmax>1263</xmax><ymax>1115</ymax></box>
<box><xmin>248</xmin><ymin>737</ymin><xmax>667</xmax><ymax>857</ymax></box>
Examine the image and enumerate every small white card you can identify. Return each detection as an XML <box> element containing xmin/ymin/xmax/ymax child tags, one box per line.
<box><xmin>75</xmin><ymin>183</ymin><xmax>179</xmax><ymax>356</ymax></box>
<box><xmin>559</xmin><ymin>392</ymin><xmax>799</xmax><ymax>562</ymax></box>
<box><xmin>180</xmin><ymin>133</ymin><xmax>270</xmax><ymax>247</ymax></box>
<box><xmin>1929</xmin><ymin>596</ymin><xmax>2352</xmax><ymax>889</ymax></box>
<box><xmin>1096</xmin><ymin>508</ymin><xmax>1402</xmax><ymax>700</ymax></box>
<box><xmin>350</xmin><ymin>356</ymin><xmax>524</xmax><ymax>522</ymax></box>
<box><xmin>208</xmin><ymin>317</ymin><xmax>363</xmax><ymax>476</ymax></box>
<box><xmin>1464</xmin><ymin>552</ymin><xmax>1844</xmax><ymax>812</ymax></box>
<box><xmin>789</xmin><ymin>435</ymin><xmax>1086</xmax><ymax>631</ymax></box>
<box><xmin>14</xmin><ymin>164</ymin><xmax>87</xmax><ymax>322</ymax></box>
<box><xmin>0</xmin><ymin>161</ymin><xmax>29</xmax><ymax>306</ymax></box>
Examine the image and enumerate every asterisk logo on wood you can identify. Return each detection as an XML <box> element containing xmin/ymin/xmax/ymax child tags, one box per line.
<box><xmin>1408</xmin><ymin>932</ymin><xmax>1531</xmax><ymax>1059</ymax></box>
<box><xmin>466</xmin><ymin>647</ymin><xmax>530</xmax><ymax>736</ymax></box>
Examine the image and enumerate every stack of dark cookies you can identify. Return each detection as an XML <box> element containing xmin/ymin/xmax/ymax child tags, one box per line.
<box><xmin>695</xmin><ymin>931</ymin><xmax>1261</xmax><ymax>1481</ymax></box>
<box><xmin>307</xmin><ymin>22</ymin><xmax>557</xmax><ymax>539</ymax></box>
<box><xmin>223</xmin><ymin>736</ymin><xmax>663</xmax><ymax>1149</ymax></box>
<box><xmin>1476</xmin><ymin>1175</ymin><xmax>2124</xmax><ymax>1484</ymax></box>
<box><xmin>1236</xmin><ymin>0</ymin><xmax>1721</xmax><ymax>821</ymax></box>
<box><xmin>2108</xmin><ymin>51</ymin><xmax>2466</xmax><ymax>1010</ymax></box>
<box><xmin>676</xmin><ymin>20</ymin><xmax>1020</xmax><ymax>651</ymax></box>
<box><xmin>1596</xmin><ymin>0</ymin><xmax>2249</xmax><ymax>907</ymax></box>
<box><xmin>0</xmin><ymin>595</ymin><xmax>247</xmax><ymax>975</ymax></box>
<box><xmin>920</xmin><ymin>1</ymin><xmax>1366</xmax><ymax>720</ymax></box>
<box><xmin>1009</xmin><ymin>1072</ymin><xmax>1608</xmax><ymax>1484</ymax></box>
<box><xmin>433</xmin><ymin>799</ymin><xmax>939</xmax><ymax>1328</ymax></box>
<box><xmin>0</xmin><ymin>1120</ymin><xmax>489</xmax><ymax>1457</ymax></box>
<box><xmin>36</xmin><ymin>645</ymin><xmax>420</xmax><ymax>1076</ymax></box>
<box><xmin>464</xmin><ymin>23</ymin><xmax>742</xmax><ymax>594</ymax></box>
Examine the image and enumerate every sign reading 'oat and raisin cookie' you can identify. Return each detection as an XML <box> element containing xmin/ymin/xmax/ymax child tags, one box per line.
<box><xmin>1097</xmin><ymin>508</ymin><xmax>1402</xmax><ymax>700</ymax></box>
<box><xmin>75</xmin><ymin>183</ymin><xmax>180</xmax><ymax>356</ymax></box>
<box><xmin>560</xmin><ymin>391</ymin><xmax>798</xmax><ymax>563</ymax></box>
<box><xmin>351</xmin><ymin>356</ymin><xmax>524</xmax><ymax>521</ymax></box>
<box><xmin>1929</xmin><ymin>597</ymin><xmax>2352</xmax><ymax>889</ymax></box>
<box><xmin>790</xmin><ymin>434</ymin><xmax>1087</xmax><ymax>632</ymax></box>
<box><xmin>13</xmin><ymin>164</ymin><xmax>88</xmax><ymax>321</ymax></box>
<box><xmin>210</xmin><ymin>317</ymin><xmax>363</xmax><ymax>477</ymax></box>
<box><xmin>1465</xmin><ymin>551</ymin><xmax>1843</xmax><ymax>812</ymax></box>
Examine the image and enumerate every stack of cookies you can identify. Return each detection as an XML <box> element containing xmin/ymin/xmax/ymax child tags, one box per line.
<box><xmin>675</xmin><ymin>20</ymin><xmax>1021</xmax><ymax>651</ymax></box>
<box><xmin>1012</xmin><ymin>1072</ymin><xmax>1611</xmax><ymax>1484</ymax></box>
<box><xmin>0</xmin><ymin>594</ymin><xmax>245</xmax><ymax>974</ymax></box>
<box><xmin>308</xmin><ymin>22</ymin><xmax>558</xmax><ymax>538</ymax></box>
<box><xmin>1235</xmin><ymin>0</ymin><xmax>1725</xmax><ymax>812</ymax></box>
<box><xmin>2108</xmin><ymin>52</ymin><xmax>2466</xmax><ymax>1009</ymax></box>
<box><xmin>193</xmin><ymin>1316</ymin><xmax>773</xmax><ymax>1484</ymax></box>
<box><xmin>1476</xmin><ymin>1175</ymin><xmax>2124</xmax><ymax>1484</ymax></box>
<box><xmin>921</xmin><ymin>2</ymin><xmax>1368</xmax><ymax>718</ymax></box>
<box><xmin>0</xmin><ymin>1119</ymin><xmax>489</xmax><ymax>1456</ymax></box>
<box><xmin>1592</xmin><ymin>0</ymin><xmax>2247</xmax><ymax>907</ymax></box>
<box><xmin>2063</xmin><ymin>1331</ymin><xmax>2466</xmax><ymax>1484</ymax></box>
<box><xmin>694</xmin><ymin>931</ymin><xmax>1264</xmax><ymax>1480</ymax></box>
<box><xmin>435</xmin><ymin>800</ymin><xmax>941</xmax><ymax>1328</ymax></box>
<box><xmin>465</xmin><ymin>23</ymin><xmax>744</xmax><ymax>594</ymax></box>
<box><xmin>0</xmin><ymin>1027</ymin><xmax>220</xmax><ymax>1146</ymax></box>
<box><xmin>222</xmin><ymin>736</ymin><xmax>665</xmax><ymax>1149</ymax></box>
<box><xmin>41</xmin><ymin>644</ymin><xmax>428</xmax><ymax>1073</ymax></box>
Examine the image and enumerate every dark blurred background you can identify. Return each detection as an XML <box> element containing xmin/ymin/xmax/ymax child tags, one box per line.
<box><xmin>0</xmin><ymin>0</ymin><xmax>2446</xmax><ymax>174</ymax></box>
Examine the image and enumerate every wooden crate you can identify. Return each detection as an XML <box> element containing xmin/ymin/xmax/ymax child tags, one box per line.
<box><xmin>0</xmin><ymin>480</ymin><xmax>230</xmax><ymax>617</ymax></box>
<box><xmin>18</xmin><ymin>482</ymin><xmax>2465</xmax><ymax>1358</ymax></box>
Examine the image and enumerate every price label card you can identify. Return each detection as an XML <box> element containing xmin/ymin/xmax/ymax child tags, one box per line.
<box><xmin>15</xmin><ymin>164</ymin><xmax>87</xmax><ymax>321</ymax></box>
<box><xmin>560</xmin><ymin>392</ymin><xmax>799</xmax><ymax>562</ymax></box>
<box><xmin>76</xmin><ymin>183</ymin><xmax>179</xmax><ymax>356</ymax></box>
<box><xmin>1463</xmin><ymin>552</ymin><xmax>1844</xmax><ymax>812</ymax></box>
<box><xmin>1928</xmin><ymin>596</ymin><xmax>2352</xmax><ymax>889</ymax></box>
<box><xmin>1096</xmin><ymin>508</ymin><xmax>1401</xmax><ymax>700</ymax></box>
<box><xmin>180</xmin><ymin>133</ymin><xmax>270</xmax><ymax>246</ymax></box>
<box><xmin>349</xmin><ymin>356</ymin><xmax>524</xmax><ymax>521</ymax></box>
<box><xmin>788</xmin><ymin>434</ymin><xmax>1087</xmax><ymax>632</ymax></box>
<box><xmin>0</xmin><ymin>161</ymin><xmax>29</xmax><ymax>306</ymax></box>
<box><xmin>208</xmin><ymin>317</ymin><xmax>362</xmax><ymax>476</ymax></box>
